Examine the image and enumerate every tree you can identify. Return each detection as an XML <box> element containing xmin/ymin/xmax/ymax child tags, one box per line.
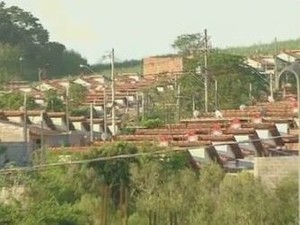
<box><xmin>62</xmin><ymin>50</ymin><xmax>88</xmax><ymax>76</ymax></box>
<box><xmin>172</xmin><ymin>33</ymin><xmax>203</xmax><ymax>56</ymax></box>
<box><xmin>0</xmin><ymin>147</ymin><xmax>297</xmax><ymax>225</ymax></box>
<box><xmin>273</xmin><ymin>174</ymin><xmax>298</xmax><ymax>224</ymax></box>
<box><xmin>36</xmin><ymin>42</ymin><xmax>66</xmax><ymax>78</ymax></box>
<box><xmin>0</xmin><ymin>2</ymin><xmax>48</xmax><ymax>46</ymax></box>
<box><xmin>68</xmin><ymin>83</ymin><xmax>88</xmax><ymax>109</ymax></box>
<box><xmin>0</xmin><ymin>2</ymin><xmax>87</xmax><ymax>80</ymax></box>
<box><xmin>0</xmin><ymin>43</ymin><xmax>21</xmax><ymax>82</ymax></box>
<box><xmin>213</xmin><ymin>172</ymin><xmax>274</xmax><ymax>225</ymax></box>
<box><xmin>84</xmin><ymin>142</ymin><xmax>138</xmax><ymax>225</ymax></box>
<box><xmin>0</xmin><ymin>1</ymin><xmax>49</xmax><ymax>79</ymax></box>
<box><xmin>170</xmin><ymin>32</ymin><xmax>270</xmax><ymax>112</ymax></box>
<box><xmin>44</xmin><ymin>90</ymin><xmax>65</xmax><ymax>112</ymax></box>
<box><xmin>0</xmin><ymin>92</ymin><xmax>38</xmax><ymax>110</ymax></box>
<box><xmin>131</xmin><ymin>160</ymin><xmax>223</xmax><ymax>225</ymax></box>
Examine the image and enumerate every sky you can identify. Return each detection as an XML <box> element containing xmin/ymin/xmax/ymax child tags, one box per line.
<box><xmin>5</xmin><ymin>0</ymin><xmax>300</xmax><ymax>64</ymax></box>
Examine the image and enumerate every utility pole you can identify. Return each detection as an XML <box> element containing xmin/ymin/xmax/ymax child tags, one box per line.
<box><xmin>214</xmin><ymin>79</ymin><xmax>218</xmax><ymax>109</ymax></box>
<box><xmin>176</xmin><ymin>84</ymin><xmax>181</xmax><ymax>122</ymax></box>
<box><xmin>40</xmin><ymin>111</ymin><xmax>45</xmax><ymax>164</ymax></box>
<box><xmin>111</xmin><ymin>48</ymin><xmax>116</xmax><ymax>137</ymax></box>
<box><xmin>192</xmin><ymin>95</ymin><xmax>195</xmax><ymax>112</ymax></box>
<box><xmin>274</xmin><ymin>37</ymin><xmax>279</xmax><ymax>90</ymax></box>
<box><xmin>103</xmin><ymin>88</ymin><xmax>107</xmax><ymax>135</ymax></box>
<box><xmin>65</xmin><ymin>86</ymin><xmax>70</xmax><ymax>146</ymax></box>
<box><xmin>270</xmin><ymin>72</ymin><xmax>274</xmax><ymax>100</ymax></box>
<box><xmin>141</xmin><ymin>92</ymin><xmax>145</xmax><ymax>121</ymax></box>
<box><xmin>23</xmin><ymin>94</ymin><xmax>28</xmax><ymax>165</ymax></box>
<box><xmin>90</xmin><ymin>102</ymin><xmax>94</xmax><ymax>143</ymax></box>
<box><xmin>204</xmin><ymin>29</ymin><xmax>209</xmax><ymax>112</ymax></box>
<box><xmin>136</xmin><ymin>92</ymin><xmax>140</xmax><ymax>126</ymax></box>
<box><xmin>19</xmin><ymin>57</ymin><xmax>24</xmax><ymax>77</ymax></box>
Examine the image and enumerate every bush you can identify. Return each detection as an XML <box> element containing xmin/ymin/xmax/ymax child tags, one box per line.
<box><xmin>120</xmin><ymin>127</ymin><xmax>136</xmax><ymax>134</ymax></box>
<box><xmin>141</xmin><ymin>118</ymin><xmax>163</xmax><ymax>128</ymax></box>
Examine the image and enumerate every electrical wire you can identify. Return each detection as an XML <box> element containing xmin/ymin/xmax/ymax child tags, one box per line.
<box><xmin>0</xmin><ymin>148</ymin><xmax>183</xmax><ymax>174</ymax></box>
<box><xmin>0</xmin><ymin>134</ymin><xmax>296</xmax><ymax>174</ymax></box>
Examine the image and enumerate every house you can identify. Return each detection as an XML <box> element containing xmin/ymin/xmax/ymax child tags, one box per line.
<box><xmin>276</xmin><ymin>50</ymin><xmax>300</xmax><ymax>64</ymax></box>
<box><xmin>35</xmin><ymin>80</ymin><xmax>68</xmax><ymax>92</ymax></box>
<box><xmin>245</xmin><ymin>56</ymin><xmax>275</xmax><ymax>74</ymax></box>
<box><xmin>274</xmin><ymin>50</ymin><xmax>300</xmax><ymax>75</ymax></box>
<box><xmin>0</xmin><ymin>120</ymin><xmax>32</xmax><ymax>167</ymax></box>
<box><xmin>73</xmin><ymin>77</ymin><xmax>93</xmax><ymax>88</ymax></box>
<box><xmin>2</xmin><ymin>111</ymin><xmax>87</xmax><ymax>148</ymax></box>
<box><xmin>35</xmin><ymin>81</ymin><xmax>59</xmax><ymax>92</ymax></box>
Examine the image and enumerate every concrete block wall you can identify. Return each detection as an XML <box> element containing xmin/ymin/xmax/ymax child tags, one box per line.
<box><xmin>0</xmin><ymin>142</ymin><xmax>33</xmax><ymax>167</ymax></box>
<box><xmin>254</xmin><ymin>156</ymin><xmax>298</xmax><ymax>188</ymax></box>
<box><xmin>0</xmin><ymin>123</ymin><xmax>25</xmax><ymax>142</ymax></box>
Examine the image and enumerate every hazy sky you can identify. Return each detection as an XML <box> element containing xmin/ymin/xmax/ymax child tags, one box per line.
<box><xmin>5</xmin><ymin>0</ymin><xmax>300</xmax><ymax>64</ymax></box>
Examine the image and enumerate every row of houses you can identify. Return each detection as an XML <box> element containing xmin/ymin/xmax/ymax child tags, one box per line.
<box><xmin>44</xmin><ymin>100</ymin><xmax>298</xmax><ymax>172</ymax></box>
<box><xmin>1</xmin><ymin>51</ymin><xmax>300</xmax><ymax>169</ymax></box>
<box><xmin>113</xmin><ymin>100</ymin><xmax>299</xmax><ymax>172</ymax></box>
<box><xmin>0</xmin><ymin>109</ymin><xmax>123</xmax><ymax>167</ymax></box>
<box><xmin>7</xmin><ymin>49</ymin><xmax>300</xmax><ymax>110</ymax></box>
<box><xmin>245</xmin><ymin>50</ymin><xmax>300</xmax><ymax>75</ymax></box>
<box><xmin>0</xmin><ymin>57</ymin><xmax>186</xmax><ymax>168</ymax></box>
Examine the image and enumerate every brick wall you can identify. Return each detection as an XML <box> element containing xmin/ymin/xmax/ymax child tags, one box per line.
<box><xmin>143</xmin><ymin>56</ymin><xmax>183</xmax><ymax>76</ymax></box>
<box><xmin>254</xmin><ymin>156</ymin><xmax>298</xmax><ymax>188</ymax></box>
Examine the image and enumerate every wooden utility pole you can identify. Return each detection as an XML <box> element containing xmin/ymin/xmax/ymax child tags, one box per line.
<box><xmin>40</xmin><ymin>111</ymin><xmax>45</xmax><ymax>164</ymax></box>
<box><xmin>141</xmin><ymin>92</ymin><xmax>145</xmax><ymax>121</ymax></box>
<box><xmin>274</xmin><ymin>37</ymin><xmax>279</xmax><ymax>90</ymax></box>
<box><xmin>104</xmin><ymin>88</ymin><xmax>107</xmax><ymax>135</ymax></box>
<box><xmin>90</xmin><ymin>102</ymin><xmax>94</xmax><ymax>143</ymax></box>
<box><xmin>136</xmin><ymin>92</ymin><xmax>140</xmax><ymax>126</ymax></box>
<box><xmin>23</xmin><ymin>94</ymin><xmax>28</xmax><ymax>165</ymax></box>
<box><xmin>204</xmin><ymin>29</ymin><xmax>209</xmax><ymax>112</ymax></box>
<box><xmin>111</xmin><ymin>48</ymin><xmax>116</xmax><ymax>136</ymax></box>
<box><xmin>214</xmin><ymin>79</ymin><xmax>218</xmax><ymax>109</ymax></box>
<box><xmin>176</xmin><ymin>84</ymin><xmax>181</xmax><ymax>122</ymax></box>
<box><xmin>65</xmin><ymin>86</ymin><xmax>70</xmax><ymax>146</ymax></box>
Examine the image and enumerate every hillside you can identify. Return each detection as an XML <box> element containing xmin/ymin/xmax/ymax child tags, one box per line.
<box><xmin>87</xmin><ymin>39</ymin><xmax>300</xmax><ymax>77</ymax></box>
<box><xmin>223</xmin><ymin>38</ymin><xmax>300</xmax><ymax>56</ymax></box>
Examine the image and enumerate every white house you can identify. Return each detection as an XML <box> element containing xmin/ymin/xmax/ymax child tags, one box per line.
<box><xmin>276</xmin><ymin>50</ymin><xmax>300</xmax><ymax>64</ymax></box>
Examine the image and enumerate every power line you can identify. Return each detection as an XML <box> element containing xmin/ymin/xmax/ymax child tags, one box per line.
<box><xmin>0</xmin><ymin>148</ymin><xmax>184</xmax><ymax>174</ymax></box>
<box><xmin>0</xmin><ymin>134</ymin><xmax>295</xmax><ymax>174</ymax></box>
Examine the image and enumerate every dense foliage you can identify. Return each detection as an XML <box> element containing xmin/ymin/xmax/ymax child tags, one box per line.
<box><xmin>0</xmin><ymin>92</ymin><xmax>38</xmax><ymax>110</ymax></box>
<box><xmin>0</xmin><ymin>1</ymin><xmax>87</xmax><ymax>81</ymax></box>
<box><xmin>0</xmin><ymin>143</ymin><xmax>297</xmax><ymax>225</ymax></box>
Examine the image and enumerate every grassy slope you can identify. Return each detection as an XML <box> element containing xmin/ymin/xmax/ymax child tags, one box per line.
<box><xmin>223</xmin><ymin>39</ymin><xmax>300</xmax><ymax>56</ymax></box>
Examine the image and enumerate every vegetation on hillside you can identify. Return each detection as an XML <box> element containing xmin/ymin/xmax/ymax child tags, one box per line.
<box><xmin>88</xmin><ymin>60</ymin><xmax>142</xmax><ymax>77</ymax></box>
<box><xmin>223</xmin><ymin>38</ymin><xmax>300</xmax><ymax>56</ymax></box>
<box><xmin>0</xmin><ymin>143</ymin><xmax>297</xmax><ymax>225</ymax></box>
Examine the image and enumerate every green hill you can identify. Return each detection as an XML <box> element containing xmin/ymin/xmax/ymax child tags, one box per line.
<box><xmin>223</xmin><ymin>38</ymin><xmax>300</xmax><ymax>56</ymax></box>
<box><xmin>87</xmin><ymin>39</ymin><xmax>300</xmax><ymax>77</ymax></box>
